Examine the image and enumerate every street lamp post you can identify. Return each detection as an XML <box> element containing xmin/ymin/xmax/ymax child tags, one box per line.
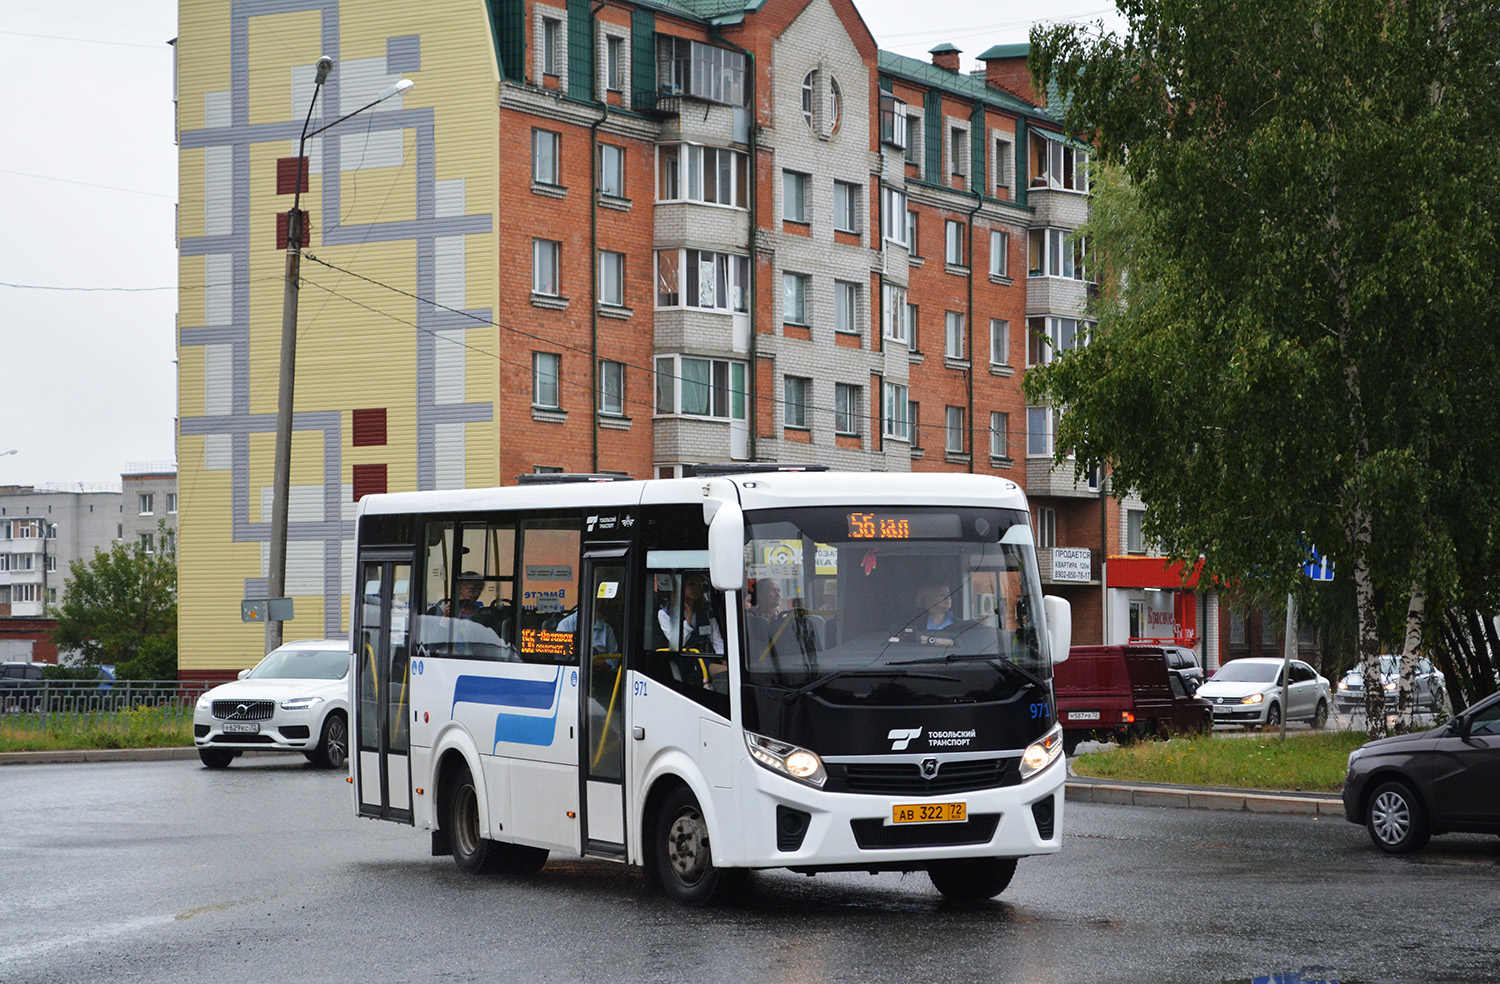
<box><xmin>267</xmin><ymin>58</ymin><xmax>412</xmax><ymax>653</ymax></box>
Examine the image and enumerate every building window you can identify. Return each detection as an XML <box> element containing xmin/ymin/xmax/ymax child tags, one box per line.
<box><xmin>655</xmin><ymin>355</ymin><xmax>748</xmax><ymax>420</ymax></box>
<box><xmin>945</xmin><ymin>406</ymin><xmax>965</xmax><ymax>453</ymax></box>
<box><xmin>904</xmin><ymin>112</ymin><xmax>922</xmax><ymax>165</ymax></box>
<box><xmin>1127</xmin><ymin>508</ymin><xmax>1146</xmax><ymax>554</ymax></box>
<box><xmin>835</xmin><ymin>280</ymin><xmax>859</xmax><ymax>335</ymax></box>
<box><xmin>784</xmin><ymin>375</ymin><xmax>810</xmax><ymax>428</ymax></box>
<box><xmin>881</xmin><ymin>283</ymin><xmax>911</xmax><ymax>344</ymax></box>
<box><xmin>834</xmin><ymin>384</ymin><xmax>859</xmax><ymax>436</ymax></box>
<box><xmin>989</xmin><ymin>230</ymin><xmax>1009</xmax><ymax>278</ymax></box>
<box><xmin>945</xmin><ymin>311</ymin><xmax>965</xmax><ymax>359</ymax></box>
<box><xmin>879</xmin><ymin>94</ymin><xmax>908</xmax><ymax>149</ymax></box>
<box><xmin>1027</xmin><ymin>405</ymin><xmax>1059</xmax><ymax>456</ymax></box>
<box><xmin>138</xmin><ymin>493</ymin><xmax>154</xmax><ymax>515</ymax></box>
<box><xmin>801</xmin><ymin>71</ymin><xmax>842</xmax><ymax>136</ymax></box>
<box><xmin>532</xmin><ymin>129</ymin><xmax>560</xmax><ymax>185</ymax></box>
<box><xmin>140</xmin><ymin>533</ymin><xmax>154</xmax><ymax>554</ymax></box>
<box><xmin>990</xmin><ymin>318</ymin><xmax>1010</xmax><ymax>366</ymax></box>
<box><xmin>165</xmin><ymin>531</ymin><xmax>176</xmax><ymax>553</ymax></box>
<box><xmin>656</xmin><ymin>36</ymin><xmax>746</xmax><ymax>106</ymax></box>
<box><xmin>908</xmin><ymin>210</ymin><xmax>920</xmax><ymax>256</ymax></box>
<box><xmin>542</xmin><ymin>17</ymin><xmax>562</xmax><ymax>76</ymax></box>
<box><xmin>533</xmin><ymin>239</ymin><xmax>560</xmax><ymax>296</ymax></box>
<box><xmin>909</xmin><ymin>401</ymin><xmax>922</xmax><ymax>448</ymax></box>
<box><xmin>655</xmin><ymin>248</ymin><xmax>749</xmax><ymax>312</ymax></box>
<box><xmin>166</xmin><ymin>492</ymin><xmax>177</xmax><ymax>514</ymax></box>
<box><xmin>533</xmin><ymin>352</ymin><xmax>561</xmax><ymax>408</ymax></box>
<box><xmin>1027</xmin><ymin>316</ymin><xmax>1085</xmax><ymax>367</ymax></box>
<box><xmin>599</xmin><ymin>360</ymin><xmax>624</xmax><ymax>416</ymax></box>
<box><xmin>945</xmin><ymin>220</ymin><xmax>965</xmax><ymax>266</ymax></box>
<box><xmin>783</xmin><ymin>272</ymin><xmax>809</xmax><ymax>326</ymax></box>
<box><xmin>993</xmin><ymin>137</ymin><xmax>1013</xmax><ymax>191</ymax></box>
<box><xmin>1036</xmin><ymin>508</ymin><xmax>1057</xmax><ymax>549</ymax></box>
<box><xmin>883</xmin><ymin>382</ymin><xmax>910</xmax><ymax>441</ymax></box>
<box><xmin>880</xmin><ymin>187</ymin><xmax>907</xmax><ymax>245</ymax></box>
<box><xmin>1028</xmin><ymin>129</ymin><xmax>1089</xmax><ymax>191</ymax></box>
<box><xmin>783</xmin><ymin>170</ymin><xmax>809</xmax><ymax>223</ymax></box>
<box><xmin>606</xmin><ymin>36</ymin><xmax>625</xmax><ymax>91</ymax></box>
<box><xmin>990</xmin><ymin>411</ymin><xmax>1010</xmax><ymax>459</ymax></box>
<box><xmin>1027</xmin><ymin>227</ymin><xmax>1091</xmax><ymax>280</ymax></box>
<box><xmin>656</xmin><ymin>144</ymin><xmax>747</xmax><ymax>207</ymax></box>
<box><xmin>950</xmin><ymin>125</ymin><xmax>968</xmax><ymax>179</ymax></box>
<box><xmin>599</xmin><ymin>250</ymin><xmax>625</xmax><ymax>307</ymax></box>
<box><xmin>46</xmin><ymin>554</ymin><xmax>58</xmax><ymax>572</ymax></box>
<box><xmin>833</xmin><ymin>181</ymin><xmax>860</xmax><ymax>233</ymax></box>
<box><xmin>598</xmin><ymin>143</ymin><xmax>624</xmax><ymax>198</ymax></box>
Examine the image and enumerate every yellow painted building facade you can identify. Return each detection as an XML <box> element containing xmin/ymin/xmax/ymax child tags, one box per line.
<box><xmin>176</xmin><ymin>0</ymin><xmax>501</xmax><ymax>675</ymax></box>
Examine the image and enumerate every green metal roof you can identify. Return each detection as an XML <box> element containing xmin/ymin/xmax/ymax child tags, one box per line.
<box><xmin>632</xmin><ymin>0</ymin><xmax>766</xmax><ymax>22</ymax></box>
<box><xmin>928</xmin><ymin>42</ymin><xmax>961</xmax><ymax>54</ymax></box>
<box><xmin>976</xmin><ymin>42</ymin><xmax>1029</xmax><ymax>61</ymax></box>
<box><xmin>878</xmin><ymin>48</ymin><xmax>1060</xmax><ymax>122</ymax></box>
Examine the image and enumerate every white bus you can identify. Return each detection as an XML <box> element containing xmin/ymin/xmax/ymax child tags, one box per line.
<box><xmin>350</xmin><ymin>467</ymin><xmax>1071</xmax><ymax>904</ymax></box>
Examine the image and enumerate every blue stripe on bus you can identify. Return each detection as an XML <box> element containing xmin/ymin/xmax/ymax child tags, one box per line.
<box><xmin>492</xmin><ymin>711</ymin><xmax>559</xmax><ymax>747</ymax></box>
<box><xmin>452</xmin><ymin>674</ymin><xmax>558</xmax><ymax>712</ymax></box>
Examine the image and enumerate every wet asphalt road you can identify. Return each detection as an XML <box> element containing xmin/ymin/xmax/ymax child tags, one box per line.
<box><xmin>2</xmin><ymin>755</ymin><xmax>1497</xmax><ymax>984</ymax></box>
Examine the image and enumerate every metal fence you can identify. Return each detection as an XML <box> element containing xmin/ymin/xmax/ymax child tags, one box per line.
<box><xmin>0</xmin><ymin>681</ymin><xmax>217</xmax><ymax>735</ymax></box>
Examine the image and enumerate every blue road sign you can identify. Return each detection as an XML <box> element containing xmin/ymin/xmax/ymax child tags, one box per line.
<box><xmin>1303</xmin><ymin>547</ymin><xmax>1335</xmax><ymax>582</ymax></box>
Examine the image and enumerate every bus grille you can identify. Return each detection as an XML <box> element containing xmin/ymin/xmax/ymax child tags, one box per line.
<box><xmin>834</xmin><ymin>758</ymin><xmax>1018</xmax><ymax>795</ymax></box>
<box><xmin>212</xmin><ymin>700</ymin><xmax>275</xmax><ymax>721</ymax></box>
<box><xmin>850</xmin><ymin>814</ymin><xmax>1000</xmax><ymax>850</ymax></box>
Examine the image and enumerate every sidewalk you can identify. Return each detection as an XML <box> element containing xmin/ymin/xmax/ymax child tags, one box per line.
<box><xmin>0</xmin><ymin>746</ymin><xmax>201</xmax><ymax>766</ymax></box>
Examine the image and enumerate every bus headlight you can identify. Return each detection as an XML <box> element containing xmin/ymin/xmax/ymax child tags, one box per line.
<box><xmin>1020</xmin><ymin>725</ymin><xmax>1063</xmax><ymax>780</ymax></box>
<box><xmin>745</xmin><ymin>732</ymin><xmax>827</xmax><ymax>788</ymax></box>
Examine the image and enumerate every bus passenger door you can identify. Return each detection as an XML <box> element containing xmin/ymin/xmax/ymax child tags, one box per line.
<box><xmin>578</xmin><ymin>549</ymin><xmax>628</xmax><ymax>856</ymax></box>
<box><xmin>355</xmin><ymin>555</ymin><xmax>414</xmax><ymax>823</ymax></box>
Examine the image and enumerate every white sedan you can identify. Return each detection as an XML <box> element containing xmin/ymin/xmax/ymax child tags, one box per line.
<box><xmin>193</xmin><ymin>640</ymin><xmax>351</xmax><ymax>769</ymax></box>
<box><xmin>1196</xmin><ymin>657</ymin><xmax>1331</xmax><ymax>729</ymax></box>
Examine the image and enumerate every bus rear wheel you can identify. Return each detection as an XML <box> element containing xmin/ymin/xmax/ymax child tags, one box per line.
<box><xmin>927</xmin><ymin>857</ymin><xmax>1017</xmax><ymax>902</ymax></box>
<box><xmin>655</xmin><ymin>786</ymin><xmax>725</xmax><ymax>905</ymax></box>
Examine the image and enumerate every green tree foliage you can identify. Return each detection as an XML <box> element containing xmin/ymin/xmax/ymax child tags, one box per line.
<box><xmin>1027</xmin><ymin>1</ymin><xmax>1500</xmax><ymax>725</ymax></box>
<box><xmin>50</xmin><ymin>524</ymin><xmax>177</xmax><ymax>680</ymax></box>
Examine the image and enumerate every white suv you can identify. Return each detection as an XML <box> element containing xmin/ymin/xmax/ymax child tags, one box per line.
<box><xmin>193</xmin><ymin>640</ymin><xmax>350</xmax><ymax>769</ymax></box>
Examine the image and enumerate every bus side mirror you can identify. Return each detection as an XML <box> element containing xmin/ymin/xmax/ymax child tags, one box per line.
<box><xmin>707</xmin><ymin>500</ymin><xmax>745</xmax><ymax>592</ymax></box>
<box><xmin>1044</xmin><ymin>595</ymin><xmax>1071</xmax><ymax>664</ymax></box>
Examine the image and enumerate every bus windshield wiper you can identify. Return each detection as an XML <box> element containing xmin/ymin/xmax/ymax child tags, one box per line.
<box><xmin>773</xmin><ymin>669</ymin><xmax>960</xmax><ymax>702</ymax></box>
<box><xmin>890</xmin><ymin>652</ymin><xmax>1049</xmax><ymax>692</ymax></box>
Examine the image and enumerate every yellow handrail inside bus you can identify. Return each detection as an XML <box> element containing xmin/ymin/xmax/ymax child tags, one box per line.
<box><xmin>591</xmin><ymin>654</ymin><xmax>623</xmax><ymax>770</ymax></box>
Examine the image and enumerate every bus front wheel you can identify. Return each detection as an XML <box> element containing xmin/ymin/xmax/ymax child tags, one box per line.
<box><xmin>928</xmin><ymin>857</ymin><xmax>1017</xmax><ymax>902</ymax></box>
<box><xmin>447</xmin><ymin>766</ymin><xmax>497</xmax><ymax>874</ymax></box>
<box><xmin>654</xmin><ymin>786</ymin><xmax>725</xmax><ymax>905</ymax></box>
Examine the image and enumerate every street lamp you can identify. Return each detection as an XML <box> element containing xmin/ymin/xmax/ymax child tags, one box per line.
<box><xmin>267</xmin><ymin>58</ymin><xmax>413</xmax><ymax>653</ymax></box>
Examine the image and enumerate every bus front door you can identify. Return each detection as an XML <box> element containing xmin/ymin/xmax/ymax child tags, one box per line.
<box><xmin>355</xmin><ymin>555</ymin><xmax>414</xmax><ymax>823</ymax></box>
<box><xmin>578</xmin><ymin>550</ymin><xmax>628</xmax><ymax>856</ymax></box>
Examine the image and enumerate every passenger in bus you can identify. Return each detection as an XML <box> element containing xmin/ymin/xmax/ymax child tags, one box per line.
<box><xmin>917</xmin><ymin>583</ymin><xmax>957</xmax><ymax>632</ymax></box>
<box><xmin>556</xmin><ymin>608</ymin><xmax>620</xmax><ymax>656</ymax></box>
<box><xmin>429</xmin><ymin>572</ymin><xmax>485</xmax><ymax>620</ymax></box>
<box><xmin>659</xmin><ymin>573</ymin><xmax>724</xmax><ymax>655</ymax></box>
<box><xmin>744</xmin><ymin>578</ymin><xmax>784</xmax><ymax>662</ymax></box>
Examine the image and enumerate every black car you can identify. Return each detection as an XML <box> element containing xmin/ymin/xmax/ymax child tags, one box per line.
<box><xmin>0</xmin><ymin>661</ymin><xmax>45</xmax><ymax>710</ymax></box>
<box><xmin>1161</xmin><ymin>645</ymin><xmax>1205</xmax><ymax>693</ymax></box>
<box><xmin>1342</xmin><ymin>690</ymin><xmax>1500</xmax><ymax>852</ymax></box>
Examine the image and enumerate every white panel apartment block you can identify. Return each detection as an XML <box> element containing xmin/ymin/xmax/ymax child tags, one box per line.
<box><xmin>433</xmin><ymin>329</ymin><xmax>466</xmax><ymax>404</ymax></box>
<box><xmin>433</xmin><ymin>422</ymin><xmax>466</xmax><ymax>490</ymax></box>
<box><xmin>204</xmin><ymin>145</ymin><xmax>232</xmax><ymax>235</ymax></box>
<box><xmin>204</xmin><ymin>344</ymin><xmax>233</xmax><ymax>416</ymax></box>
<box><xmin>204</xmin><ymin>253</ymin><xmax>233</xmax><ymax>326</ymax></box>
<box><xmin>203</xmin><ymin>434</ymin><xmax>232</xmax><ymax>471</ymax></box>
<box><xmin>433</xmin><ymin>237</ymin><xmax>466</xmax><ymax>309</ymax></box>
<box><xmin>434</xmin><ymin>179</ymin><xmax>466</xmax><ymax>218</ymax></box>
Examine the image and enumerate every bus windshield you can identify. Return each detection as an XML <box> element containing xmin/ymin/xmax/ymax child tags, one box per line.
<box><xmin>740</xmin><ymin>506</ymin><xmax>1048</xmax><ymax>706</ymax></box>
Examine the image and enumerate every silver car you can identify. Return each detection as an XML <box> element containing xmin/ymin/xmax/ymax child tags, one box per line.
<box><xmin>1196</xmin><ymin>657</ymin><xmax>1331</xmax><ymax>729</ymax></box>
<box><xmin>1335</xmin><ymin>654</ymin><xmax>1446</xmax><ymax>714</ymax></box>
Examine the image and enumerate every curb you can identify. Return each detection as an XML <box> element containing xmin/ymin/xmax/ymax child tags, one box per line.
<box><xmin>1065</xmin><ymin>775</ymin><xmax>1345</xmax><ymax>817</ymax></box>
<box><xmin>0</xmin><ymin>747</ymin><xmax>201</xmax><ymax>766</ymax></box>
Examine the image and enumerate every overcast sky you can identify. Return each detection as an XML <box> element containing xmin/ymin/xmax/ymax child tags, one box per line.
<box><xmin>0</xmin><ymin>0</ymin><xmax>1121</xmax><ymax>489</ymax></box>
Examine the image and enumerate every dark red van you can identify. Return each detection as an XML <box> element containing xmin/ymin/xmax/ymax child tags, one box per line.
<box><xmin>1054</xmin><ymin>645</ymin><xmax>1212</xmax><ymax>754</ymax></box>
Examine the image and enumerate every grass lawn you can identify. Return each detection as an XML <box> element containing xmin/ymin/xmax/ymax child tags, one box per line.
<box><xmin>1070</xmin><ymin>730</ymin><xmax>1371</xmax><ymax>793</ymax></box>
<box><xmin>0</xmin><ymin>707</ymin><xmax>194</xmax><ymax>753</ymax></box>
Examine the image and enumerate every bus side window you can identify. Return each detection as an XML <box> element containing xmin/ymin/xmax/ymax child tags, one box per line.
<box><xmin>516</xmin><ymin>521</ymin><xmax>582</xmax><ymax>664</ymax></box>
<box><xmin>638</xmin><ymin>569</ymin><xmax>728</xmax><ymax>718</ymax></box>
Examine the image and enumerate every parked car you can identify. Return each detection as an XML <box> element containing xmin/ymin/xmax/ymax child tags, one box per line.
<box><xmin>1196</xmin><ymin>656</ymin><xmax>1331</xmax><ymax>729</ymax></box>
<box><xmin>1161</xmin><ymin>644</ymin><xmax>1205</xmax><ymax>692</ymax></box>
<box><xmin>1335</xmin><ymin>654</ymin><xmax>1446</xmax><ymax>714</ymax></box>
<box><xmin>1054</xmin><ymin>644</ymin><xmax>1212</xmax><ymax>754</ymax></box>
<box><xmin>0</xmin><ymin>661</ymin><xmax>45</xmax><ymax>710</ymax></box>
<box><xmin>192</xmin><ymin>640</ymin><xmax>351</xmax><ymax>769</ymax></box>
<box><xmin>1342</xmin><ymin>690</ymin><xmax>1500</xmax><ymax>853</ymax></box>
